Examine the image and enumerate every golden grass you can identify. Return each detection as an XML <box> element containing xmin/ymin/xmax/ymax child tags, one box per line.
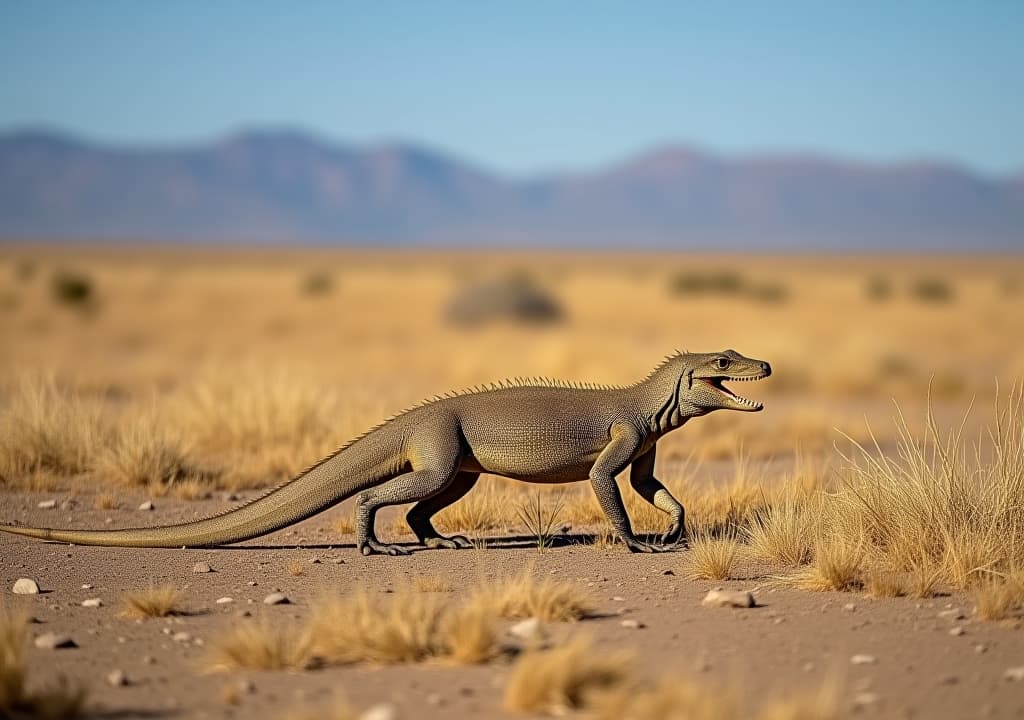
<box><xmin>783</xmin><ymin>540</ymin><xmax>864</xmax><ymax>592</ymax></box>
<box><xmin>596</xmin><ymin>679</ymin><xmax>738</xmax><ymax>720</ymax></box>
<box><xmin>435</xmin><ymin>478</ymin><xmax>520</xmax><ymax>534</ymax></box>
<box><xmin>94</xmin><ymin>414</ymin><xmax>200</xmax><ymax>488</ymax></box>
<box><xmin>206</xmin><ymin>619</ymin><xmax>312</xmax><ymax>671</ymax></box>
<box><xmin>744</xmin><ymin>488</ymin><xmax>815</xmax><ymax>567</ymax></box>
<box><xmin>469</xmin><ymin>568</ymin><xmax>592</xmax><ymax>622</ymax></box>
<box><xmin>681</xmin><ymin>531</ymin><xmax>743</xmax><ymax>581</ymax></box>
<box><xmin>93</xmin><ymin>492</ymin><xmax>117</xmax><ymax>510</ymax></box>
<box><xmin>863</xmin><ymin>567</ymin><xmax>905</xmax><ymax>598</ymax></box>
<box><xmin>503</xmin><ymin>637</ymin><xmax>633</xmax><ymax>715</ymax></box>
<box><xmin>0</xmin><ymin>604</ymin><xmax>87</xmax><ymax>719</ymax></box>
<box><xmin>286</xmin><ymin>560</ymin><xmax>306</xmax><ymax>577</ymax></box>
<box><xmin>970</xmin><ymin>572</ymin><xmax>1024</xmax><ymax>621</ymax></box>
<box><xmin>333</xmin><ymin>514</ymin><xmax>354</xmax><ymax>535</ymax></box>
<box><xmin>305</xmin><ymin>588</ymin><xmax>496</xmax><ymax>666</ymax></box>
<box><xmin>0</xmin><ymin>376</ymin><xmax>106</xmax><ymax>481</ymax></box>
<box><xmin>120</xmin><ymin>584</ymin><xmax>186</xmax><ymax>619</ymax></box>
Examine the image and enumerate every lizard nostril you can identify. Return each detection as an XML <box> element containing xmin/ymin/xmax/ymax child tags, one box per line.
<box><xmin>760</xmin><ymin>362</ymin><xmax>771</xmax><ymax>376</ymax></box>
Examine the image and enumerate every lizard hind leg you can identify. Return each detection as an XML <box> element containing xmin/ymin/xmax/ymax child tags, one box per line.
<box><xmin>356</xmin><ymin>465</ymin><xmax>462</xmax><ymax>556</ymax></box>
<box><xmin>406</xmin><ymin>471</ymin><xmax>479</xmax><ymax>550</ymax></box>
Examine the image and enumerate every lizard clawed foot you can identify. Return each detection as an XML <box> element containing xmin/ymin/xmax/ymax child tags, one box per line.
<box><xmin>623</xmin><ymin>537</ymin><xmax>670</xmax><ymax>553</ymax></box>
<box><xmin>359</xmin><ymin>540</ymin><xmax>411</xmax><ymax>556</ymax></box>
<box><xmin>659</xmin><ymin>521</ymin><xmax>688</xmax><ymax>549</ymax></box>
<box><xmin>422</xmin><ymin>535</ymin><xmax>473</xmax><ymax>550</ymax></box>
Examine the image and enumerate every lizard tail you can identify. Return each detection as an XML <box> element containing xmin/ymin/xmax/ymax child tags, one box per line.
<box><xmin>0</xmin><ymin>437</ymin><xmax>399</xmax><ymax>548</ymax></box>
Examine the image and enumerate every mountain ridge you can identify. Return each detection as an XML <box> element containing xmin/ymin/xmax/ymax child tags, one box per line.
<box><xmin>1</xmin><ymin>128</ymin><xmax>1020</xmax><ymax>249</ymax></box>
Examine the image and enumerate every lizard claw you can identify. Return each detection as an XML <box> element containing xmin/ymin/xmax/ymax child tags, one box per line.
<box><xmin>624</xmin><ymin>537</ymin><xmax>662</xmax><ymax>553</ymax></box>
<box><xmin>359</xmin><ymin>540</ymin><xmax>411</xmax><ymax>556</ymax></box>
<box><xmin>659</xmin><ymin>521</ymin><xmax>688</xmax><ymax>548</ymax></box>
<box><xmin>423</xmin><ymin>535</ymin><xmax>473</xmax><ymax>550</ymax></box>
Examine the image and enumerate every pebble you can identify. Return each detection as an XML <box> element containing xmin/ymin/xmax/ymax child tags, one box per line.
<box><xmin>974</xmin><ymin>643</ymin><xmax>988</xmax><ymax>654</ymax></box>
<box><xmin>851</xmin><ymin>654</ymin><xmax>877</xmax><ymax>665</ymax></box>
<box><xmin>192</xmin><ymin>562</ymin><xmax>213</xmax><ymax>574</ymax></box>
<box><xmin>309</xmin><ymin>557</ymin><xmax>321</xmax><ymax>564</ymax></box>
<box><xmin>843</xmin><ymin>603</ymin><xmax>857</xmax><ymax>612</ymax></box>
<box><xmin>612</xmin><ymin>595</ymin><xmax>626</xmax><ymax>602</ymax></box>
<box><xmin>263</xmin><ymin>592</ymin><xmax>290</xmax><ymax>605</ymax></box>
<box><xmin>360</xmin><ymin>703</ymin><xmax>399</xmax><ymax>720</ymax></box>
<box><xmin>143</xmin><ymin>655</ymin><xmax>156</xmax><ymax>665</ymax></box>
<box><xmin>82</xmin><ymin>598</ymin><xmax>103</xmax><ymax>608</ymax></box>
<box><xmin>138</xmin><ymin>501</ymin><xmax>155</xmax><ymax>511</ymax></box>
<box><xmin>426</xmin><ymin>693</ymin><xmax>444</xmax><ymax>706</ymax></box>
<box><xmin>107</xmin><ymin>669</ymin><xmax>128</xmax><ymax>687</ymax></box>
<box><xmin>508</xmin><ymin>618</ymin><xmax>543</xmax><ymax>641</ymax></box>
<box><xmin>701</xmin><ymin>588</ymin><xmax>756</xmax><ymax>609</ymax></box>
<box><xmin>853</xmin><ymin>692</ymin><xmax>881</xmax><ymax>706</ymax></box>
<box><xmin>215</xmin><ymin>597</ymin><xmax>234</xmax><ymax>604</ymax></box>
<box><xmin>620</xmin><ymin>619</ymin><xmax>645</xmax><ymax>629</ymax></box>
<box><xmin>34</xmin><ymin>633</ymin><xmax>76</xmax><ymax>650</ymax></box>
<box><xmin>37</xmin><ymin>499</ymin><xmax>57</xmax><ymax>509</ymax></box>
<box><xmin>1004</xmin><ymin>666</ymin><xmax>1024</xmax><ymax>682</ymax></box>
<box><xmin>12</xmin><ymin>578</ymin><xmax>40</xmax><ymax>595</ymax></box>
<box><xmin>81</xmin><ymin>584</ymin><xmax>93</xmax><ymax>590</ymax></box>
<box><xmin>172</xmin><ymin>631</ymin><xmax>192</xmax><ymax>643</ymax></box>
<box><xmin>949</xmin><ymin>626</ymin><xmax>965</xmax><ymax>636</ymax></box>
<box><xmin>938</xmin><ymin>608</ymin><xmax>966</xmax><ymax>620</ymax></box>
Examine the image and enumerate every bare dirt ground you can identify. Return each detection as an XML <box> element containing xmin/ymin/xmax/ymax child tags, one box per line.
<box><xmin>3</xmin><ymin>491</ymin><xmax>1023</xmax><ymax>720</ymax></box>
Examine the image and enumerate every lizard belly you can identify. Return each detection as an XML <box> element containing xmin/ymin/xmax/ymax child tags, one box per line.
<box><xmin>461</xmin><ymin>429</ymin><xmax>607</xmax><ymax>483</ymax></box>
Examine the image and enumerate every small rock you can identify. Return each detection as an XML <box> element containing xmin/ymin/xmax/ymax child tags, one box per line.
<box><xmin>107</xmin><ymin>669</ymin><xmax>128</xmax><ymax>687</ymax></box>
<box><xmin>426</xmin><ymin>692</ymin><xmax>444</xmax><ymax>706</ymax></box>
<box><xmin>508</xmin><ymin>617</ymin><xmax>543</xmax><ymax>641</ymax></box>
<box><xmin>853</xmin><ymin>692</ymin><xmax>880</xmax><ymax>707</ymax></box>
<box><xmin>138</xmin><ymin>501</ymin><xmax>154</xmax><ymax>511</ymax></box>
<box><xmin>37</xmin><ymin>499</ymin><xmax>57</xmax><ymax>509</ymax></box>
<box><xmin>81</xmin><ymin>598</ymin><xmax>102</xmax><ymax>608</ymax></box>
<box><xmin>263</xmin><ymin>592</ymin><xmax>289</xmax><ymax>605</ymax></box>
<box><xmin>360</xmin><ymin>703</ymin><xmax>399</xmax><ymax>720</ymax></box>
<box><xmin>192</xmin><ymin>562</ymin><xmax>213</xmax><ymax>574</ymax></box>
<box><xmin>851</xmin><ymin>654</ymin><xmax>877</xmax><ymax>665</ymax></box>
<box><xmin>949</xmin><ymin>626</ymin><xmax>965</xmax><ymax>636</ymax></box>
<box><xmin>611</xmin><ymin>595</ymin><xmax>626</xmax><ymax>602</ymax></box>
<box><xmin>974</xmin><ymin>643</ymin><xmax>988</xmax><ymax>654</ymax></box>
<box><xmin>701</xmin><ymin>588</ymin><xmax>755</xmax><ymax>609</ymax></box>
<box><xmin>172</xmin><ymin>631</ymin><xmax>191</xmax><ymax>643</ymax></box>
<box><xmin>247</xmin><ymin>581</ymin><xmax>258</xmax><ymax>586</ymax></box>
<box><xmin>662</xmin><ymin>569</ymin><xmax>675</xmax><ymax>576</ymax></box>
<box><xmin>843</xmin><ymin>603</ymin><xmax>857</xmax><ymax>612</ymax></box>
<box><xmin>142</xmin><ymin>655</ymin><xmax>156</xmax><ymax>665</ymax></box>
<box><xmin>620</xmin><ymin>619</ymin><xmax>645</xmax><ymax>629</ymax></box>
<box><xmin>1004</xmin><ymin>666</ymin><xmax>1024</xmax><ymax>682</ymax></box>
<box><xmin>81</xmin><ymin>584</ymin><xmax>93</xmax><ymax>590</ymax></box>
<box><xmin>216</xmin><ymin>597</ymin><xmax>234</xmax><ymax>604</ymax></box>
<box><xmin>221</xmin><ymin>492</ymin><xmax>239</xmax><ymax>502</ymax></box>
<box><xmin>12</xmin><ymin>578</ymin><xmax>40</xmax><ymax>595</ymax></box>
<box><xmin>35</xmin><ymin>633</ymin><xmax>76</xmax><ymax>649</ymax></box>
<box><xmin>309</xmin><ymin>557</ymin><xmax>321</xmax><ymax>564</ymax></box>
<box><xmin>938</xmin><ymin>608</ymin><xmax>966</xmax><ymax>620</ymax></box>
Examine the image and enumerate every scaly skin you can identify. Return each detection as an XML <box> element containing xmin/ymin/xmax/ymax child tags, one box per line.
<box><xmin>0</xmin><ymin>350</ymin><xmax>770</xmax><ymax>555</ymax></box>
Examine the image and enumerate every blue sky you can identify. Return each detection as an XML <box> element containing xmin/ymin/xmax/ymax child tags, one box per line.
<box><xmin>1</xmin><ymin>2</ymin><xmax>1022</xmax><ymax>176</ymax></box>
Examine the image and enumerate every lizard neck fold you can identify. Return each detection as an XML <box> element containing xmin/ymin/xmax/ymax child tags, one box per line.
<box><xmin>634</xmin><ymin>360</ymin><xmax>701</xmax><ymax>435</ymax></box>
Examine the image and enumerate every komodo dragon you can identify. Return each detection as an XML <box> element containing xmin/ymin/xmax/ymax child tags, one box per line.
<box><xmin>0</xmin><ymin>350</ymin><xmax>770</xmax><ymax>555</ymax></box>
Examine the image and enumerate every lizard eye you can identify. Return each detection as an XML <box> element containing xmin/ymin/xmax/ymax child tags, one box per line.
<box><xmin>715</xmin><ymin>357</ymin><xmax>730</xmax><ymax>370</ymax></box>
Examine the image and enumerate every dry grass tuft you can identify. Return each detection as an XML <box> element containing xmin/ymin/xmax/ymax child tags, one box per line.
<box><xmin>970</xmin><ymin>572</ymin><xmax>1024</xmax><ymax>621</ymax></box>
<box><xmin>470</xmin><ymin>568</ymin><xmax>592</xmax><ymax>622</ymax></box>
<box><xmin>744</xmin><ymin>487</ymin><xmax>815</xmax><ymax>567</ymax></box>
<box><xmin>681</xmin><ymin>530</ymin><xmax>743</xmax><ymax>581</ymax></box>
<box><xmin>93</xmin><ymin>492</ymin><xmax>117</xmax><ymax>510</ymax></box>
<box><xmin>503</xmin><ymin>637</ymin><xmax>633</xmax><ymax>715</ymax></box>
<box><xmin>441</xmin><ymin>601</ymin><xmax>499</xmax><ymax>665</ymax></box>
<box><xmin>207</xmin><ymin>619</ymin><xmax>311</xmax><ymax>671</ymax></box>
<box><xmin>597</xmin><ymin>678</ymin><xmax>739</xmax><ymax>720</ymax></box>
<box><xmin>120</xmin><ymin>584</ymin><xmax>186</xmax><ymax>619</ymax></box>
<box><xmin>0</xmin><ymin>376</ymin><xmax>106</xmax><ymax>481</ymax></box>
<box><xmin>94</xmin><ymin>414</ymin><xmax>201</xmax><ymax>488</ymax></box>
<box><xmin>0</xmin><ymin>604</ymin><xmax>87</xmax><ymax>719</ymax></box>
<box><xmin>306</xmin><ymin>588</ymin><xmax>496</xmax><ymax>666</ymax></box>
<box><xmin>287</xmin><ymin>560</ymin><xmax>307</xmax><ymax>577</ymax></box>
<box><xmin>863</xmin><ymin>567</ymin><xmax>905</xmax><ymax>598</ymax></box>
<box><xmin>784</xmin><ymin>540</ymin><xmax>864</xmax><ymax>592</ymax></box>
<box><xmin>435</xmin><ymin>478</ymin><xmax>519</xmax><ymax>534</ymax></box>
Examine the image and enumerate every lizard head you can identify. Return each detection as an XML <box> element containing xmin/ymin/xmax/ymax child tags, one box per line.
<box><xmin>682</xmin><ymin>349</ymin><xmax>771</xmax><ymax>413</ymax></box>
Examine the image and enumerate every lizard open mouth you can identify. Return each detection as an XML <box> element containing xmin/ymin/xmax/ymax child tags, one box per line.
<box><xmin>698</xmin><ymin>375</ymin><xmax>766</xmax><ymax>410</ymax></box>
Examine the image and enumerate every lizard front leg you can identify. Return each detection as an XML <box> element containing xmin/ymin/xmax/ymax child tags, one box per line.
<box><xmin>589</xmin><ymin>421</ymin><xmax>666</xmax><ymax>553</ymax></box>
<box><xmin>629</xmin><ymin>445</ymin><xmax>687</xmax><ymax>548</ymax></box>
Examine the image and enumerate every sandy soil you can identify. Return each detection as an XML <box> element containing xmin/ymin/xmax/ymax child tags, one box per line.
<box><xmin>3</xmin><ymin>492</ymin><xmax>1024</xmax><ymax>720</ymax></box>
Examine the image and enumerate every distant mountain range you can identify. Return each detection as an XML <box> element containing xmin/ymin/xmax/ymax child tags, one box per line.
<box><xmin>1</xmin><ymin>129</ymin><xmax>1021</xmax><ymax>249</ymax></box>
